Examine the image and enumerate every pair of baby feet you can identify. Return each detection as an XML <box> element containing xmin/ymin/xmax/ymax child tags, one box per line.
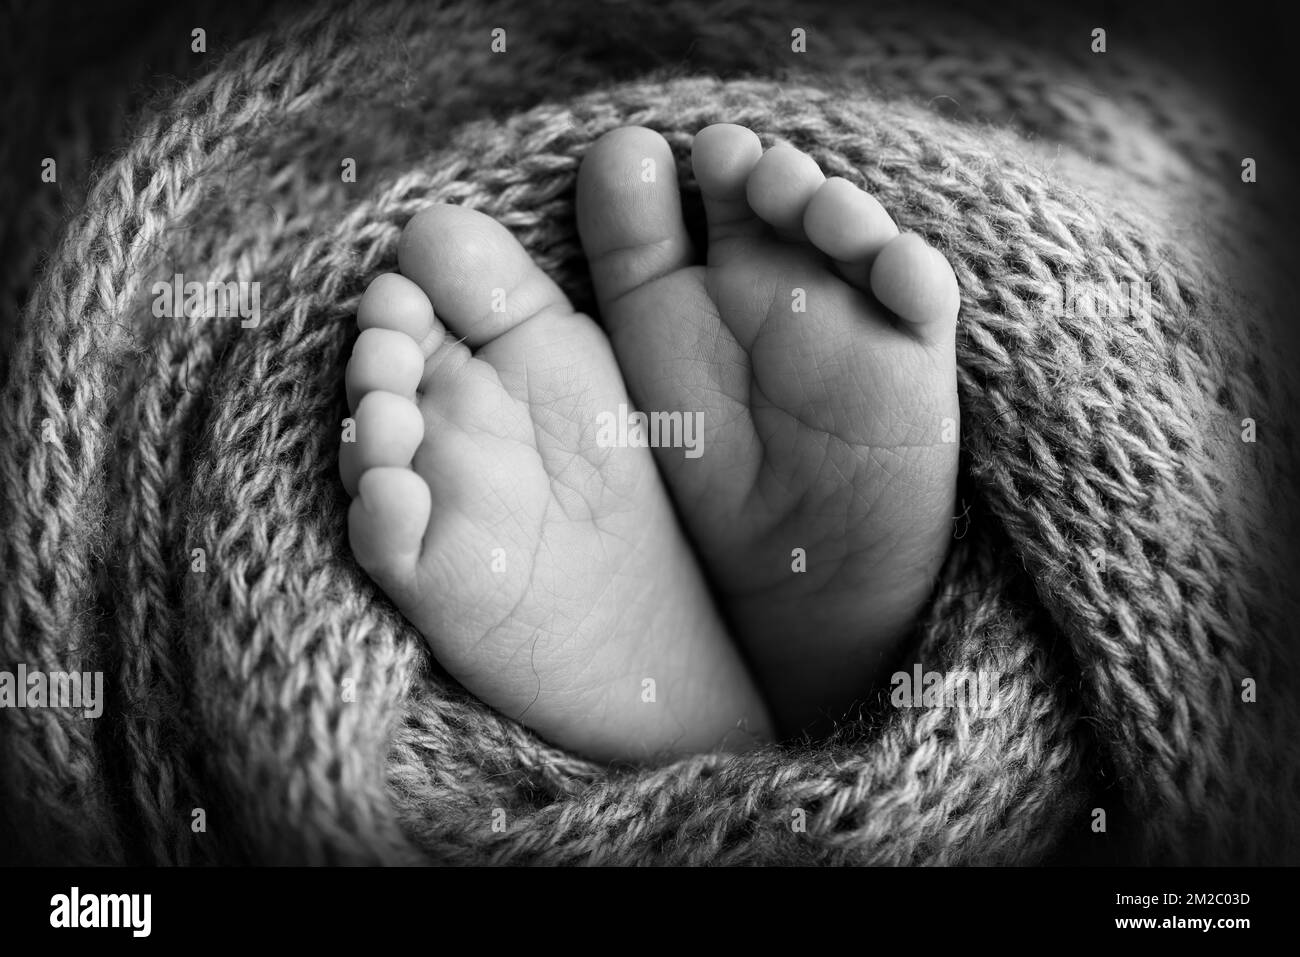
<box><xmin>339</xmin><ymin>123</ymin><xmax>960</xmax><ymax>763</ymax></box>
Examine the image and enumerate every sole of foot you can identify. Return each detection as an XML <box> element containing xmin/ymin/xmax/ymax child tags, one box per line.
<box><xmin>575</xmin><ymin>123</ymin><xmax>961</xmax><ymax>735</ymax></box>
<box><xmin>341</xmin><ymin>203</ymin><xmax>773</xmax><ymax>763</ymax></box>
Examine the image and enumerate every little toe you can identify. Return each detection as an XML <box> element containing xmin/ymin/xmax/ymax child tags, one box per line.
<box><xmin>398</xmin><ymin>204</ymin><xmax>574</xmax><ymax>348</ymax></box>
<box><xmin>339</xmin><ymin>390</ymin><xmax>425</xmax><ymax>497</ymax></box>
<box><xmin>745</xmin><ymin>144</ymin><xmax>826</xmax><ymax>241</ymax></box>
<box><xmin>692</xmin><ymin>123</ymin><xmax>765</xmax><ymax>248</ymax></box>
<box><xmin>348</xmin><ymin>467</ymin><xmax>431</xmax><ymax>596</ymax></box>
<box><xmin>870</xmin><ymin>232</ymin><xmax>961</xmax><ymax>345</ymax></box>
<box><xmin>577</xmin><ymin>125</ymin><xmax>694</xmax><ymax>313</ymax></box>
<box><xmin>345</xmin><ymin>327</ymin><xmax>426</xmax><ymax>411</ymax></box>
<box><xmin>803</xmin><ymin>177</ymin><xmax>900</xmax><ymax>289</ymax></box>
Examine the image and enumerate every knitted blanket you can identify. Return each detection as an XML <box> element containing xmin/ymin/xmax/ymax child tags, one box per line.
<box><xmin>3</xmin><ymin>0</ymin><xmax>1299</xmax><ymax>866</ymax></box>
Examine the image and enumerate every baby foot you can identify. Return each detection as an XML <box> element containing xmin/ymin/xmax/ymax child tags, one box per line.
<box><xmin>340</xmin><ymin>204</ymin><xmax>771</xmax><ymax>762</ymax></box>
<box><xmin>577</xmin><ymin>124</ymin><xmax>961</xmax><ymax>735</ymax></box>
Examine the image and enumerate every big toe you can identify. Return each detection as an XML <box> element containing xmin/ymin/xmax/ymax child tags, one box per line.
<box><xmin>398</xmin><ymin>203</ymin><xmax>574</xmax><ymax>348</ymax></box>
<box><xmin>577</xmin><ymin>125</ymin><xmax>693</xmax><ymax>315</ymax></box>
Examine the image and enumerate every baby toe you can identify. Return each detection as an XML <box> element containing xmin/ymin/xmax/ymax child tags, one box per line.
<box><xmin>357</xmin><ymin>272</ymin><xmax>441</xmax><ymax>355</ymax></box>
<box><xmin>348</xmin><ymin>467</ymin><xmax>431</xmax><ymax>595</ymax></box>
<box><xmin>745</xmin><ymin>144</ymin><xmax>825</xmax><ymax>240</ymax></box>
<box><xmin>339</xmin><ymin>390</ymin><xmax>425</xmax><ymax>497</ymax></box>
<box><xmin>346</xmin><ymin>327</ymin><xmax>426</xmax><ymax>411</ymax></box>
<box><xmin>870</xmin><ymin>232</ymin><xmax>961</xmax><ymax>344</ymax></box>
<box><xmin>692</xmin><ymin>123</ymin><xmax>765</xmax><ymax>245</ymax></box>
<box><xmin>803</xmin><ymin>177</ymin><xmax>900</xmax><ymax>289</ymax></box>
<box><xmin>577</xmin><ymin>125</ymin><xmax>694</xmax><ymax>312</ymax></box>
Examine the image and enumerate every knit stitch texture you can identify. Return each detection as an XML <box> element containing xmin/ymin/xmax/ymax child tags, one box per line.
<box><xmin>2</xmin><ymin>0</ymin><xmax>1298</xmax><ymax>865</ymax></box>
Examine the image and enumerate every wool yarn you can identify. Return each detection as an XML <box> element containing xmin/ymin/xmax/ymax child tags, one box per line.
<box><xmin>2</xmin><ymin>0</ymin><xmax>1298</xmax><ymax>865</ymax></box>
